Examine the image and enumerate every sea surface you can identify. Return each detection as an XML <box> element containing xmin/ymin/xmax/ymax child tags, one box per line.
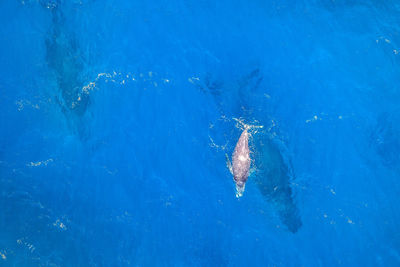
<box><xmin>1</xmin><ymin>0</ymin><xmax>400</xmax><ymax>266</ymax></box>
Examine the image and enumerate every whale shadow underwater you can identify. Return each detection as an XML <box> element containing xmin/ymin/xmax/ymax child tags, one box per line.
<box><xmin>252</xmin><ymin>132</ymin><xmax>302</xmax><ymax>233</ymax></box>
<box><xmin>43</xmin><ymin>0</ymin><xmax>89</xmax><ymax>117</ymax></box>
<box><xmin>194</xmin><ymin>68</ymin><xmax>302</xmax><ymax>233</ymax></box>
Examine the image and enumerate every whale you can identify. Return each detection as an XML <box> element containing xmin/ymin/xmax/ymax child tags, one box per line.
<box><xmin>231</xmin><ymin>129</ymin><xmax>251</xmax><ymax>198</ymax></box>
<box><xmin>253</xmin><ymin>133</ymin><xmax>302</xmax><ymax>233</ymax></box>
<box><xmin>43</xmin><ymin>0</ymin><xmax>89</xmax><ymax>116</ymax></box>
<box><xmin>194</xmin><ymin>69</ymin><xmax>302</xmax><ymax>232</ymax></box>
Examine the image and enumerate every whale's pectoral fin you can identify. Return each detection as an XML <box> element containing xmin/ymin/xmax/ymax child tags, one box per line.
<box><xmin>225</xmin><ymin>153</ymin><xmax>233</xmax><ymax>175</ymax></box>
<box><xmin>249</xmin><ymin>167</ymin><xmax>256</xmax><ymax>176</ymax></box>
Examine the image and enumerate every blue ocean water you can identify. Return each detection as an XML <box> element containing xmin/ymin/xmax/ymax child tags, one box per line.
<box><xmin>1</xmin><ymin>0</ymin><xmax>400</xmax><ymax>266</ymax></box>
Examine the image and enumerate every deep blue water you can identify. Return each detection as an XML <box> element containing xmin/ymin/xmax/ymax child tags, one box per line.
<box><xmin>1</xmin><ymin>0</ymin><xmax>400</xmax><ymax>266</ymax></box>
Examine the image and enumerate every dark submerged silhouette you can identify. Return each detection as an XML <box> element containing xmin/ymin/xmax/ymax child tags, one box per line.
<box><xmin>43</xmin><ymin>0</ymin><xmax>89</xmax><ymax>116</ymax></box>
<box><xmin>196</xmin><ymin>68</ymin><xmax>302</xmax><ymax>232</ymax></box>
<box><xmin>252</xmin><ymin>133</ymin><xmax>302</xmax><ymax>233</ymax></box>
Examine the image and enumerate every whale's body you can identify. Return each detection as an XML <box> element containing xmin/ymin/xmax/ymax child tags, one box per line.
<box><xmin>253</xmin><ymin>135</ymin><xmax>302</xmax><ymax>233</ymax></box>
<box><xmin>44</xmin><ymin>1</ymin><xmax>88</xmax><ymax>116</ymax></box>
<box><xmin>195</xmin><ymin>70</ymin><xmax>301</xmax><ymax>231</ymax></box>
<box><xmin>232</xmin><ymin>129</ymin><xmax>251</xmax><ymax>197</ymax></box>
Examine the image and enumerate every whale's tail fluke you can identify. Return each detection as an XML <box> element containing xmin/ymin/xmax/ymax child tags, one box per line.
<box><xmin>235</xmin><ymin>182</ymin><xmax>245</xmax><ymax>198</ymax></box>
